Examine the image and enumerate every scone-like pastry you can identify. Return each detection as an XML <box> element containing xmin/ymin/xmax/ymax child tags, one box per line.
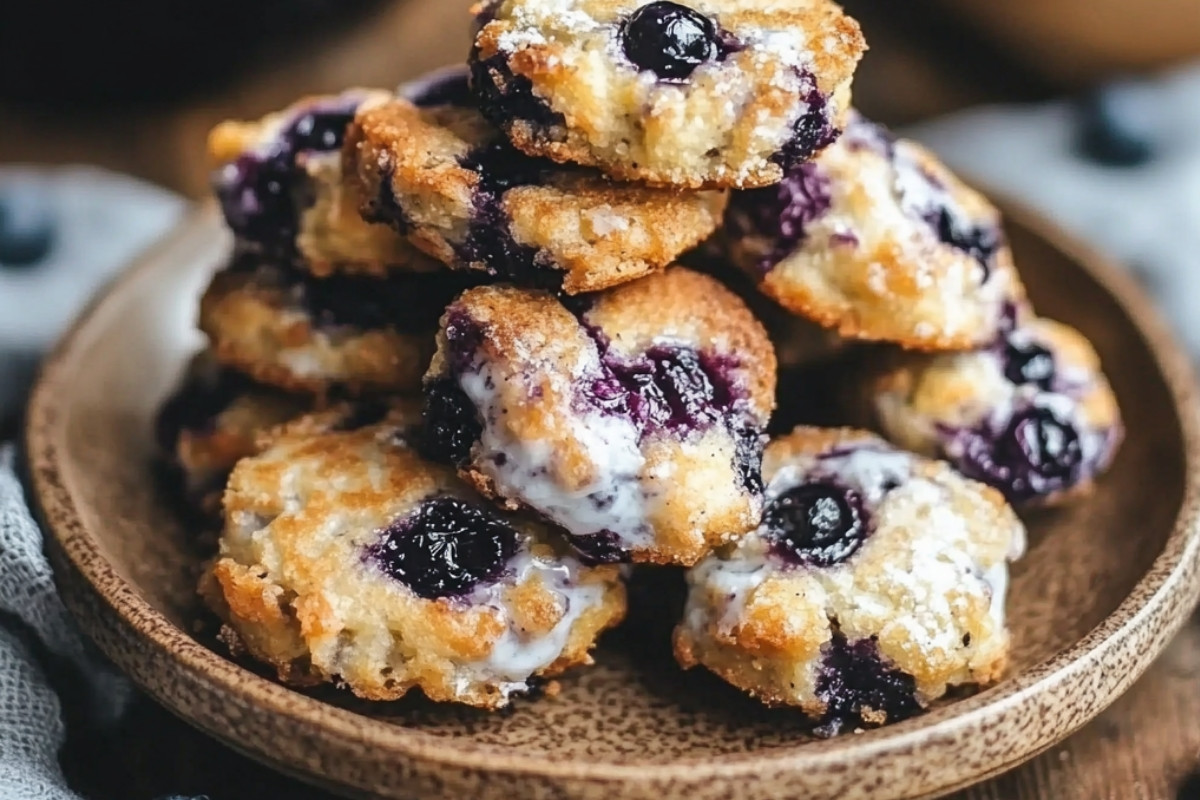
<box><xmin>871</xmin><ymin>317</ymin><xmax>1123</xmax><ymax>505</ymax></box>
<box><xmin>155</xmin><ymin>352</ymin><xmax>309</xmax><ymax>519</ymax></box>
<box><xmin>726</xmin><ymin>113</ymin><xmax>1026</xmax><ymax>350</ymax></box>
<box><xmin>347</xmin><ymin>76</ymin><xmax>728</xmax><ymax>294</ymax></box>
<box><xmin>674</xmin><ymin>428</ymin><xmax>1026</xmax><ymax>735</ymax></box>
<box><xmin>202</xmin><ymin>401</ymin><xmax>626</xmax><ymax>708</ymax></box>
<box><xmin>420</xmin><ymin>267</ymin><xmax>777</xmax><ymax>566</ymax></box>
<box><xmin>199</xmin><ymin>254</ymin><xmax>478</xmax><ymax>395</ymax></box>
<box><xmin>209</xmin><ymin>88</ymin><xmax>437</xmax><ymax>277</ymax></box>
<box><xmin>470</xmin><ymin>0</ymin><xmax>866</xmax><ymax>188</ymax></box>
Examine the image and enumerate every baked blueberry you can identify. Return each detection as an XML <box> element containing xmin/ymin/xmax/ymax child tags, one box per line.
<box><xmin>765</xmin><ymin>482</ymin><xmax>865</xmax><ymax>568</ymax></box>
<box><xmin>620</xmin><ymin>2</ymin><xmax>724</xmax><ymax>82</ymax></box>
<box><xmin>204</xmin><ymin>402</ymin><xmax>626</xmax><ymax>708</ymax></box>
<box><xmin>871</xmin><ymin>316</ymin><xmax>1122</xmax><ymax>505</ymax></box>
<box><xmin>726</xmin><ymin>113</ymin><xmax>1025</xmax><ymax>351</ymax></box>
<box><xmin>675</xmin><ymin>427</ymin><xmax>1026</xmax><ymax>732</ymax></box>
<box><xmin>346</xmin><ymin>77</ymin><xmax>728</xmax><ymax>294</ymax></box>
<box><xmin>421</xmin><ymin>267</ymin><xmax>776</xmax><ymax>566</ymax></box>
<box><xmin>208</xmin><ymin>89</ymin><xmax>434</xmax><ymax>277</ymax></box>
<box><xmin>470</xmin><ymin>0</ymin><xmax>865</xmax><ymax>187</ymax></box>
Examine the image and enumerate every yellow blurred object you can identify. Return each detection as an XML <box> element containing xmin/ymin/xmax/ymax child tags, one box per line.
<box><xmin>942</xmin><ymin>0</ymin><xmax>1200</xmax><ymax>84</ymax></box>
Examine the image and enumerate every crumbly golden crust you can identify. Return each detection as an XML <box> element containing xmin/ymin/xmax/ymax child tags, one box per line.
<box><xmin>198</xmin><ymin>261</ymin><xmax>441</xmax><ymax>395</ymax></box>
<box><xmin>425</xmin><ymin>267</ymin><xmax>777</xmax><ymax>566</ymax></box>
<box><xmin>157</xmin><ymin>352</ymin><xmax>311</xmax><ymax>519</ymax></box>
<box><xmin>674</xmin><ymin>427</ymin><xmax>1026</xmax><ymax>724</ymax></box>
<box><xmin>870</xmin><ymin>317</ymin><xmax>1123</xmax><ymax>506</ymax></box>
<box><xmin>473</xmin><ymin>0</ymin><xmax>866</xmax><ymax>188</ymax></box>
<box><xmin>202</xmin><ymin>404</ymin><xmax>626</xmax><ymax>708</ymax></box>
<box><xmin>346</xmin><ymin>95</ymin><xmax>728</xmax><ymax>294</ymax></box>
<box><xmin>208</xmin><ymin>89</ymin><xmax>438</xmax><ymax>277</ymax></box>
<box><xmin>727</xmin><ymin>114</ymin><xmax>1027</xmax><ymax>351</ymax></box>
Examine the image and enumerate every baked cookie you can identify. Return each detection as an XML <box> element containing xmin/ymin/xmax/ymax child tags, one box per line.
<box><xmin>201</xmin><ymin>401</ymin><xmax>626</xmax><ymax>708</ymax></box>
<box><xmin>210</xmin><ymin>89</ymin><xmax>437</xmax><ymax>277</ymax></box>
<box><xmin>346</xmin><ymin>80</ymin><xmax>728</xmax><ymax>294</ymax></box>
<box><xmin>870</xmin><ymin>317</ymin><xmax>1123</xmax><ymax>505</ymax></box>
<box><xmin>199</xmin><ymin>254</ymin><xmax>479</xmax><ymax>395</ymax></box>
<box><xmin>470</xmin><ymin>0</ymin><xmax>866</xmax><ymax>188</ymax></box>
<box><xmin>674</xmin><ymin>427</ymin><xmax>1025</xmax><ymax>735</ymax></box>
<box><xmin>725</xmin><ymin>113</ymin><xmax>1026</xmax><ymax>350</ymax></box>
<box><xmin>420</xmin><ymin>267</ymin><xmax>777</xmax><ymax>566</ymax></box>
<box><xmin>155</xmin><ymin>351</ymin><xmax>309</xmax><ymax>519</ymax></box>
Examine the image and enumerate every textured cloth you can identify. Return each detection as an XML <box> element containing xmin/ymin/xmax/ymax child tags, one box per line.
<box><xmin>0</xmin><ymin>166</ymin><xmax>185</xmax><ymax>800</ymax></box>
<box><xmin>3</xmin><ymin>65</ymin><xmax>1200</xmax><ymax>799</ymax></box>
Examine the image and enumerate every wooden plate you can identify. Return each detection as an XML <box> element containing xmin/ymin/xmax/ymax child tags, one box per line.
<box><xmin>26</xmin><ymin>204</ymin><xmax>1200</xmax><ymax>800</ymax></box>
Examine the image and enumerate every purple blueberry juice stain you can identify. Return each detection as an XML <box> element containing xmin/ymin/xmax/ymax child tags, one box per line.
<box><xmin>618</xmin><ymin>1</ymin><xmax>740</xmax><ymax>82</ymax></box>
<box><xmin>924</xmin><ymin>205</ymin><xmax>1003</xmax><ymax>282</ymax></box>
<box><xmin>215</xmin><ymin>95</ymin><xmax>362</xmax><ymax>253</ymax></box>
<box><xmin>470</xmin><ymin>50</ymin><xmax>566</xmax><ymax>131</ymax></box>
<box><xmin>420</xmin><ymin>308</ymin><xmax>488</xmax><ymax>466</ymax></box>
<box><xmin>772</xmin><ymin>72</ymin><xmax>838</xmax><ymax>169</ymax></box>
<box><xmin>948</xmin><ymin>406</ymin><xmax>1084</xmax><ymax>504</ymax></box>
<box><xmin>764</xmin><ymin>481</ymin><xmax>866</xmax><ymax>568</ymax></box>
<box><xmin>729</xmin><ymin>161</ymin><xmax>832</xmax><ymax>273</ymax></box>
<box><xmin>233</xmin><ymin>256</ymin><xmax>477</xmax><ymax>334</ymax></box>
<box><xmin>814</xmin><ymin>633</ymin><xmax>922</xmax><ymax>737</ymax></box>
<box><xmin>457</xmin><ymin>139</ymin><xmax>567</xmax><ymax>290</ymax></box>
<box><xmin>366</xmin><ymin>496</ymin><xmax>521</xmax><ymax>599</ymax></box>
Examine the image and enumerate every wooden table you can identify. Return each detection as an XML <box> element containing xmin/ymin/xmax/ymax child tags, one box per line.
<box><xmin>8</xmin><ymin>2</ymin><xmax>1200</xmax><ymax>798</ymax></box>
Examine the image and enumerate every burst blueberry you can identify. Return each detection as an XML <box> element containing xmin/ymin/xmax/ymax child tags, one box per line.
<box><xmin>731</xmin><ymin>161</ymin><xmax>832</xmax><ymax>273</ymax></box>
<box><xmin>1003</xmin><ymin>341</ymin><xmax>1056</xmax><ymax>390</ymax></box>
<box><xmin>765</xmin><ymin>482</ymin><xmax>866</xmax><ymax>567</ymax></box>
<box><xmin>620</xmin><ymin>2</ymin><xmax>722</xmax><ymax>82</ymax></box>
<box><xmin>367</xmin><ymin>496</ymin><xmax>521</xmax><ymax>599</ymax></box>
<box><xmin>420</xmin><ymin>378</ymin><xmax>482</xmax><ymax>466</ymax></box>
<box><xmin>926</xmin><ymin>206</ymin><xmax>1002</xmax><ymax>280</ymax></box>
<box><xmin>814</xmin><ymin>633</ymin><xmax>922</xmax><ymax>737</ymax></box>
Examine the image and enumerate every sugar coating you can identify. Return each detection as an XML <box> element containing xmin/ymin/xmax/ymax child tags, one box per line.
<box><xmin>725</xmin><ymin>113</ymin><xmax>1027</xmax><ymax>351</ymax></box>
<box><xmin>202</xmin><ymin>402</ymin><xmax>626</xmax><ymax>708</ymax></box>
<box><xmin>674</xmin><ymin>427</ymin><xmax>1025</xmax><ymax>729</ymax></box>
<box><xmin>472</xmin><ymin>0</ymin><xmax>866</xmax><ymax>188</ymax></box>
<box><xmin>423</xmin><ymin>268</ymin><xmax>777</xmax><ymax>566</ymax></box>
<box><xmin>871</xmin><ymin>316</ymin><xmax>1123</xmax><ymax>505</ymax></box>
<box><xmin>207</xmin><ymin>89</ymin><xmax>436</xmax><ymax>277</ymax></box>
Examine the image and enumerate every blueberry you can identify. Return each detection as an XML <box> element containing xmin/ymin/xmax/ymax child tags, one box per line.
<box><xmin>288</xmin><ymin>109</ymin><xmax>355</xmax><ymax>153</ymax></box>
<box><xmin>0</xmin><ymin>184</ymin><xmax>56</xmax><ymax>267</ymax></box>
<box><xmin>765</xmin><ymin>482</ymin><xmax>866</xmax><ymax>567</ymax></box>
<box><xmin>926</xmin><ymin>206</ymin><xmax>1001</xmax><ymax>280</ymax></box>
<box><xmin>814</xmin><ymin>633</ymin><xmax>922</xmax><ymax>737</ymax></box>
<box><xmin>951</xmin><ymin>407</ymin><xmax>1084</xmax><ymax>503</ymax></box>
<box><xmin>729</xmin><ymin>161</ymin><xmax>832</xmax><ymax>273</ymax></box>
<box><xmin>420</xmin><ymin>378</ymin><xmax>482</xmax><ymax>466</ymax></box>
<box><xmin>1003</xmin><ymin>341</ymin><xmax>1056</xmax><ymax>390</ymax></box>
<box><xmin>620</xmin><ymin>2</ymin><xmax>722</xmax><ymax>82</ymax></box>
<box><xmin>367</xmin><ymin>496</ymin><xmax>521</xmax><ymax>599</ymax></box>
<box><xmin>470</xmin><ymin>51</ymin><xmax>565</xmax><ymax>129</ymax></box>
<box><xmin>1005</xmin><ymin>408</ymin><xmax>1082</xmax><ymax>481</ymax></box>
<box><xmin>772</xmin><ymin>82</ymin><xmax>837</xmax><ymax>169</ymax></box>
<box><xmin>1077</xmin><ymin>80</ymin><xmax>1158</xmax><ymax>168</ymax></box>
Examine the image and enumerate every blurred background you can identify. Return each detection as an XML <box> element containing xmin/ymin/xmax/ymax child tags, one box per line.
<box><xmin>0</xmin><ymin>0</ymin><xmax>1197</xmax><ymax>194</ymax></box>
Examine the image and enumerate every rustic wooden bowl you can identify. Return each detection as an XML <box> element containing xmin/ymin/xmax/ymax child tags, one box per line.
<box><xmin>26</xmin><ymin>204</ymin><xmax>1200</xmax><ymax>800</ymax></box>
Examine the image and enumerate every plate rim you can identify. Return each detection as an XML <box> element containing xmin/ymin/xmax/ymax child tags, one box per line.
<box><xmin>25</xmin><ymin>201</ymin><xmax>1200</xmax><ymax>796</ymax></box>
